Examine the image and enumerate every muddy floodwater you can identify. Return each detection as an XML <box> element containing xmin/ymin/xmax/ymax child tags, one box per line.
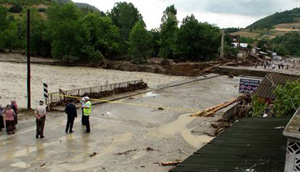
<box><xmin>0</xmin><ymin>73</ymin><xmax>239</xmax><ymax>172</ymax></box>
<box><xmin>0</xmin><ymin>61</ymin><xmax>188</xmax><ymax>108</ymax></box>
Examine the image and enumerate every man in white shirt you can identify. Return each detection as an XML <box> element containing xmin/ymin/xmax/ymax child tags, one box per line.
<box><xmin>35</xmin><ymin>100</ymin><xmax>46</xmax><ymax>139</ymax></box>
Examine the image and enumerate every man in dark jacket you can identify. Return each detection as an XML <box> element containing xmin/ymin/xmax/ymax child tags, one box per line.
<box><xmin>65</xmin><ymin>103</ymin><xmax>77</xmax><ymax>133</ymax></box>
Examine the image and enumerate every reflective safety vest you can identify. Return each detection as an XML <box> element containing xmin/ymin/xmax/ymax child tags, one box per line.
<box><xmin>83</xmin><ymin>101</ymin><xmax>92</xmax><ymax>116</ymax></box>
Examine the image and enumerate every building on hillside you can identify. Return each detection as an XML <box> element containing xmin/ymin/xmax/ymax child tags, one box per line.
<box><xmin>231</xmin><ymin>43</ymin><xmax>250</xmax><ymax>62</ymax></box>
<box><xmin>258</xmin><ymin>51</ymin><xmax>269</xmax><ymax>59</ymax></box>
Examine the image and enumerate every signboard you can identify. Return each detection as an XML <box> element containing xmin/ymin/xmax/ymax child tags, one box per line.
<box><xmin>239</xmin><ymin>78</ymin><xmax>261</xmax><ymax>94</ymax></box>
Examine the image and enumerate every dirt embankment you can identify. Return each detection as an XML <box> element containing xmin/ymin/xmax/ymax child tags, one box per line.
<box><xmin>102</xmin><ymin>59</ymin><xmax>222</xmax><ymax>76</ymax></box>
<box><xmin>0</xmin><ymin>53</ymin><xmax>222</xmax><ymax>76</ymax></box>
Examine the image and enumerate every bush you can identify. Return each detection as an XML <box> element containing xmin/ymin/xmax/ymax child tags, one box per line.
<box><xmin>273</xmin><ymin>81</ymin><xmax>300</xmax><ymax>117</ymax></box>
<box><xmin>8</xmin><ymin>4</ymin><xmax>23</xmax><ymax>13</ymax></box>
<box><xmin>89</xmin><ymin>50</ymin><xmax>104</xmax><ymax>63</ymax></box>
<box><xmin>250</xmin><ymin>96</ymin><xmax>268</xmax><ymax>117</ymax></box>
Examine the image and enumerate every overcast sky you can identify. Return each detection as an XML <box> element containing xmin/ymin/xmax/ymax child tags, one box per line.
<box><xmin>72</xmin><ymin>0</ymin><xmax>300</xmax><ymax>29</ymax></box>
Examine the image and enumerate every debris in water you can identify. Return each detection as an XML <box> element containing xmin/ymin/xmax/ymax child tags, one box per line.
<box><xmin>89</xmin><ymin>152</ymin><xmax>97</xmax><ymax>157</ymax></box>
<box><xmin>274</xmin><ymin>126</ymin><xmax>285</xmax><ymax>130</ymax></box>
<box><xmin>57</xmin><ymin>161</ymin><xmax>68</xmax><ymax>164</ymax></box>
<box><xmin>178</xmin><ymin>149</ymin><xmax>189</xmax><ymax>156</ymax></box>
<box><xmin>161</xmin><ymin>161</ymin><xmax>182</xmax><ymax>166</ymax></box>
<box><xmin>203</xmin><ymin>132</ymin><xmax>215</xmax><ymax>137</ymax></box>
<box><xmin>146</xmin><ymin>147</ymin><xmax>155</xmax><ymax>151</ymax></box>
<box><xmin>158</xmin><ymin>107</ymin><xmax>164</xmax><ymax>111</ymax></box>
<box><xmin>114</xmin><ymin>149</ymin><xmax>138</xmax><ymax>155</ymax></box>
<box><xmin>40</xmin><ymin>163</ymin><xmax>46</xmax><ymax>167</ymax></box>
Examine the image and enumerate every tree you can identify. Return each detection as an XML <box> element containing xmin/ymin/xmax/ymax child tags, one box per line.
<box><xmin>273</xmin><ymin>81</ymin><xmax>300</xmax><ymax>117</ymax></box>
<box><xmin>46</xmin><ymin>3</ymin><xmax>87</xmax><ymax>62</ymax></box>
<box><xmin>18</xmin><ymin>9</ymin><xmax>51</xmax><ymax>56</ymax></box>
<box><xmin>0</xmin><ymin>7</ymin><xmax>8</xmax><ymax>31</ymax></box>
<box><xmin>175</xmin><ymin>14</ymin><xmax>221</xmax><ymax>61</ymax></box>
<box><xmin>128</xmin><ymin>22</ymin><xmax>152</xmax><ymax>64</ymax></box>
<box><xmin>110</xmin><ymin>2</ymin><xmax>144</xmax><ymax>55</ymax></box>
<box><xmin>150</xmin><ymin>28</ymin><xmax>160</xmax><ymax>57</ymax></box>
<box><xmin>257</xmin><ymin>38</ymin><xmax>270</xmax><ymax>51</ymax></box>
<box><xmin>80</xmin><ymin>13</ymin><xmax>119</xmax><ymax>58</ymax></box>
<box><xmin>274</xmin><ymin>45</ymin><xmax>289</xmax><ymax>56</ymax></box>
<box><xmin>224</xmin><ymin>44</ymin><xmax>238</xmax><ymax>59</ymax></box>
<box><xmin>0</xmin><ymin>21</ymin><xmax>19</xmax><ymax>52</ymax></box>
<box><xmin>159</xmin><ymin>5</ymin><xmax>178</xmax><ymax>58</ymax></box>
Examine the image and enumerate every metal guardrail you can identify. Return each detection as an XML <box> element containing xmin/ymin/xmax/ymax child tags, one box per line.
<box><xmin>48</xmin><ymin>79</ymin><xmax>144</xmax><ymax>106</ymax></box>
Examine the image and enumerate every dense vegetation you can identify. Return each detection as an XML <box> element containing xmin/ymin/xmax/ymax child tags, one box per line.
<box><xmin>0</xmin><ymin>0</ymin><xmax>53</xmax><ymax>5</ymax></box>
<box><xmin>0</xmin><ymin>1</ymin><xmax>226</xmax><ymax>64</ymax></box>
<box><xmin>247</xmin><ymin>7</ymin><xmax>300</xmax><ymax>29</ymax></box>
<box><xmin>250</xmin><ymin>81</ymin><xmax>300</xmax><ymax>117</ymax></box>
<box><xmin>257</xmin><ymin>32</ymin><xmax>300</xmax><ymax>56</ymax></box>
<box><xmin>273</xmin><ymin>81</ymin><xmax>300</xmax><ymax>117</ymax></box>
<box><xmin>223</xmin><ymin>27</ymin><xmax>241</xmax><ymax>34</ymax></box>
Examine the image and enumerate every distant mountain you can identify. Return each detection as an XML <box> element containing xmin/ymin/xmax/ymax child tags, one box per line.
<box><xmin>54</xmin><ymin>0</ymin><xmax>99</xmax><ymax>11</ymax></box>
<box><xmin>247</xmin><ymin>7</ymin><xmax>300</xmax><ymax>29</ymax></box>
<box><xmin>53</xmin><ymin>0</ymin><xmax>72</xmax><ymax>3</ymax></box>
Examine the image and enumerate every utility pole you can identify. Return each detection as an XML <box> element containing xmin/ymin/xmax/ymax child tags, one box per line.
<box><xmin>27</xmin><ymin>9</ymin><xmax>31</xmax><ymax>109</ymax></box>
<box><xmin>220</xmin><ymin>29</ymin><xmax>225</xmax><ymax>59</ymax></box>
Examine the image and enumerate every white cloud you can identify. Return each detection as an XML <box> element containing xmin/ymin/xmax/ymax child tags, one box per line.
<box><xmin>72</xmin><ymin>0</ymin><xmax>300</xmax><ymax>29</ymax></box>
<box><xmin>178</xmin><ymin>11</ymin><xmax>262</xmax><ymax>28</ymax></box>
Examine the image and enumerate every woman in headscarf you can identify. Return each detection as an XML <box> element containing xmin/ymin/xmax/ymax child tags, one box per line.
<box><xmin>4</xmin><ymin>104</ymin><xmax>15</xmax><ymax>134</ymax></box>
<box><xmin>11</xmin><ymin>100</ymin><xmax>18</xmax><ymax>125</ymax></box>
<box><xmin>0</xmin><ymin>105</ymin><xmax>4</xmax><ymax>131</ymax></box>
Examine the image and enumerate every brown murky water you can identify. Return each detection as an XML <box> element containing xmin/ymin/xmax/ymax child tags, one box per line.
<box><xmin>0</xmin><ymin>61</ymin><xmax>187</xmax><ymax>108</ymax></box>
<box><xmin>156</xmin><ymin>113</ymin><xmax>214</xmax><ymax>148</ymax></box>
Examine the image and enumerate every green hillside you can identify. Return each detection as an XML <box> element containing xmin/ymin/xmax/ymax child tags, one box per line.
<box><xmin>247</xmin><ymin>7</ymin><xmax>300</xmax><ymax>29</ymax></box>
<box><xmin>0</xmin><ymin>0</ymin><xmax>53</xmax><ymax>5</ymax></box>
<box><xmin>0</xmin><ymin>0</ymin><xmax>98</xmax><ymax>11</ymax></box>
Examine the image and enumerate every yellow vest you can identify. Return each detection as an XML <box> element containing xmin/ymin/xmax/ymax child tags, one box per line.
<box><xmin>83</xmin><ymin>101</ymin><xmax>91</xmax><ymax>116</ymax></box>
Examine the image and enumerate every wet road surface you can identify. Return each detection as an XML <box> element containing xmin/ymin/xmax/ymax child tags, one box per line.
<box><xmin>0</xmin><ymin>76</ymin><xmax>239</xmax><ymax>172</ymax></box>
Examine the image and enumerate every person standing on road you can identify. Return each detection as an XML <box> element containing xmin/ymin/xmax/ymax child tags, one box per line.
<box><xmin>80</xmin><ymin>97</ymin><xmax>86</xmax><ymax>126</ymax></box>
<box><xmin>35</xmin><ymin>100</ymin><xmax>46</xmax><ymax>138</ymax></box>
<box><xmin>65</xmin><ymin>102</ymin><xmax>77</xmax><ymax>133</ymax></box>
<box><xmin>11</xmin><ymin>100</ymin><xmax>18</xmax><ymax>129</ymax></box>
<box><xmin>83</xmin><ymin>97</ymin><xmax>91</xmax><ymax>133</ymax></box>
<box><xmin>0</xmin><ymin>105</ymin><xmax>4</xmax><ymax>131</ymax></box>
<box><xmin>4</xmin><ymin>104</ymin><xmax>15</xmax><ymax>134</ymax></box>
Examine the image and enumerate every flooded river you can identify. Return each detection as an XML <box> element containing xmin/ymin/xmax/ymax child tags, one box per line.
<box><xmin>0</xmin><ymin>61</ymin><xmax>187</xmax><ymax>108</ymax></box>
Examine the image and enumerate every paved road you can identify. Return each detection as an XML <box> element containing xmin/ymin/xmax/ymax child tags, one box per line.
<box><xmin>0</xmin><ymin>75</ymin><xmax>239</xmax><ymax>172</ymax></box>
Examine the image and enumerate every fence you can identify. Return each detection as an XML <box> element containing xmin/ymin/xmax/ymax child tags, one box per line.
<box><xmin>48</xmin><ymin>79</ymin><xmax>145</xmax><ymax>106</ymax></box>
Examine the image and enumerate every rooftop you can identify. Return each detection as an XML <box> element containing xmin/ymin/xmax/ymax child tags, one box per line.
<box><xmin>254</xmin><ymin>73</ymin><xmax>300</xmax><ymax>100</ymax></box>
<box><xmin>170</xmin><ymin>117</ymin><xmax>290</xmax><ymax>172</ymax></box>
<box><xmin>284</xmin><ymin>108</ymin><xmax>300</xmax><ymax>139</ymax></box>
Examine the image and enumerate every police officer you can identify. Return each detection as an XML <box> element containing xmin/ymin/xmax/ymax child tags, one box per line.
<box><xmin>83</xmin><ymin>97</ymin><xmax>91</xmax><ymax>133</ymax></box>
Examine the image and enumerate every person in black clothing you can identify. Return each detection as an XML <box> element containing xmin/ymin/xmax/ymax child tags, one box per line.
<box><xmin>0</xmin><ymin>105</ymin><xmax>4</xmax><ymax>131</ymax></box>
<box><xmin>65</xmin><ymin>103</ymin><xmax>77</xmax><ymax>133</ymax></box>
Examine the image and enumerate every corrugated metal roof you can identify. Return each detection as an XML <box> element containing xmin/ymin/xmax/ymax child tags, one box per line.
<box><xmin>170</xmin><ymin>118</ymin><xmax>290</xmax><ymax>172</ymax></box>
<box><xmin>254</xmin><ymin>73</ymin><xmax>300</xmax><ymax>99</ymax></box>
